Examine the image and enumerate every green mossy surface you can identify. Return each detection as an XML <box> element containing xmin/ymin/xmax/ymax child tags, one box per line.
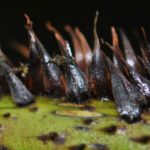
<box><xmin>0</xmin><ymin>96</ymin><xmax>150</xmax><ymax>150</ymax></box>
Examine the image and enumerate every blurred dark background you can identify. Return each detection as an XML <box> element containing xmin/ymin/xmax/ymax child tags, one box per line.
<box><xmin>0</xmin><ymin>0</ymin><xmax>150</xmax><ymax>63</ymax></box>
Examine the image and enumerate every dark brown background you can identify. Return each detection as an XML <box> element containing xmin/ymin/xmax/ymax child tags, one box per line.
<box><xmin>0</xmin><ymin>0</ymin><xmax>149</xmax><ymax>63</ymax></box>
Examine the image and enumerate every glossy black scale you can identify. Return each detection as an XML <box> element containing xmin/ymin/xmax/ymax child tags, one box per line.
<box><xmin>90</xmin><ymin>12</ymin><xmax>112</xmax><ymax>100</ymax></box>
<box><xmin>26</xmin><ymin>23</ymin><xmax>44</xmax><ymax>94</ymax></box>
<box><xmin>54</xmin><ymin>37</ymin><xmax>89</xmax><ymax>103</ymax></box>
<box><xmin>107</xmin><ymin>57</ymin><xmax>147</xmax><ymax>122</ymax></box>
<box><xmin>25</xmin><ymin>14</ymin><xmax>65</xmax><ymax>97</ymax></box>
<box><xmin>0</xmin><ymin>61</ymin><xmax>34</xmax><ymax>106</ymax></box>
<box><xmin>119</xmin><ymin>29</ymin><xmax>142</xmax><ymax>73</ymax></box>
<box><xmin>111</xmin><ymin>49</ymin><xmax>150</xmax><ymax>108</ymax></box>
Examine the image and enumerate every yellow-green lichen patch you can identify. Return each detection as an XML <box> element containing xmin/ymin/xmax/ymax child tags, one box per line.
<box><xmin>0</xmin><ymin>96</ymin><xmax>150</xmax><ymax>150</ymax></box>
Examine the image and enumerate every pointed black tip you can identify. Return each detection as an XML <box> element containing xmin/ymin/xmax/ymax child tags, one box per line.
<box><xmin>16</xmin><ymin>98</ymin><xmax>35</xmax><ymax>107</ymax></box>
<box><xmin>121</xmin><ymin>114</ymin><xmax>141</xmax><ymax>124</ymax></box>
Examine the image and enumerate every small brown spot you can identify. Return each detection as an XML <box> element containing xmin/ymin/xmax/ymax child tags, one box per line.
<box><xmin>37</xmin><ymin>132</ymin><xmax>66</xmax><ymax>144</ymax></box>
<box><xmin>0</xmin><ymin>145</ymin><xmax>10</xmax><ymax>150</ymax></box>
<box><xmin>37</xmin><ymin>134</ymin><xmax>49</xmax><ymax>144</ymax></box>
<box><xmin>29</xmin><ymin>106</ymin><xmax>38</xmax><ymax>112</ymax></box>
<box><xmin>81</xmin><ymin>105</ymin><xmax>95</xmax><ymax>111</ymax></box>
<box><xmin>130</xmin><ymin>136</ymin><xmax>150</xmax><ymax>144</ymax></box>
<box><xmin>83</xmin><ymin>118</ymin><xmax>94</xmax><ymax>125</ymax></box>
<box><xmin>69</xmin><ymin>144</ymin><xmax>86</xmax><ymax>150</ymax></box>
<box><xmin>102</xmin><ymin>125</ymin><xmax>117</xmax><ymax>134</ymax></box>
<box><xmin>89</xmin><ymin>144</ymin><xmax>109</xmax><ymax>150</ymax></box>
<box><xmin>74</xmin><ymin>126</ymin><xmax>90</xmax><ymax>131</ymax></box>
<box><xmin>102</xmin><ymin>125</ymin><xmax>126</xmax><ymax>135</ymax></box>
<box><xmin>2</xmin><ymin>113</ymin><xmax>11</xmax><ymax>118</ymax></box>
